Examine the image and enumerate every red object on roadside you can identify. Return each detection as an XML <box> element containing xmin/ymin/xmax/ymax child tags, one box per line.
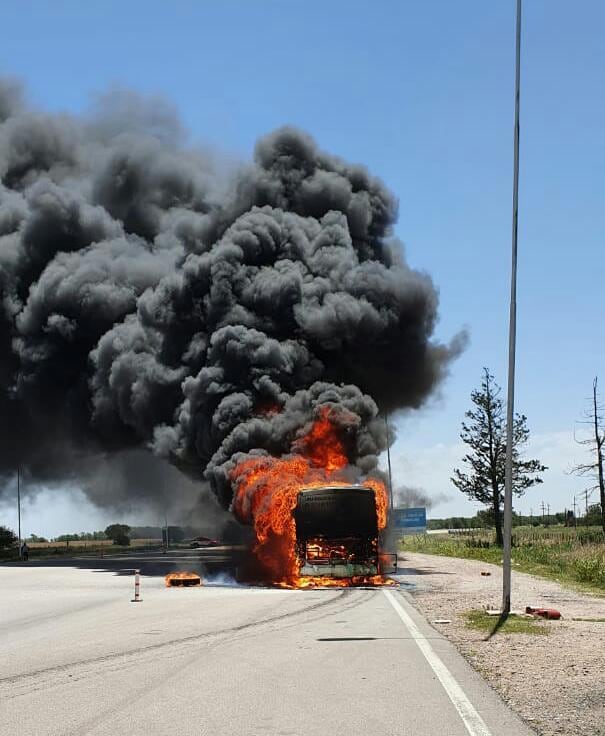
<box><xmin>525</xmin><ymin>606</ymin><xmax>561</xmax><ymax>620</ymax></box>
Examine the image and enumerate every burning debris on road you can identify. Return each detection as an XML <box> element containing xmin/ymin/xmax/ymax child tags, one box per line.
<box><xmin>165</xmin><ymin>572</ymin><xmax>202</xmax><ymax>587</ymax></box>
<box><xmin>0</xmin><ymin>79</ymin><xmax>464</xmax><ymax>587</ymax></box>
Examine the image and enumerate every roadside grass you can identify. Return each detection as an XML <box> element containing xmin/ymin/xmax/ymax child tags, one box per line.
<box><xmin>463</xmin><ymin>609</ymin><xmax>550</xmax><ymax>636</ymax></box>
<box><xmin>403</xmin><ymin>527</ymin><xmax>605</xmax><ymax>595</ymax></box>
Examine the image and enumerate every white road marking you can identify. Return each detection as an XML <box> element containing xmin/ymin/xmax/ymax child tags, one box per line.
<box><xmin>383</xmin><ymin>589</ymin><xmax>492</xmax><ymax>736</ymax></box>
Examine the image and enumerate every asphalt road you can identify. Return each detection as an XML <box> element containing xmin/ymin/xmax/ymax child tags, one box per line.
<box><xmin>0</xmin><ymin>553</ymin><xmax>535</xmax><ymax>736</ymax></box>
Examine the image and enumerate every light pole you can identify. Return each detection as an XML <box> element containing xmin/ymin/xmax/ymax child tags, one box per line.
<box><xmin>17</xmin><ymin>465</ymin><xmax>22</xmax><ymax>558</ymax></box>
<box><xmin>502</xmin><ymin>0</ymin><xmax>523</xmax><ymax>615</ymax></box>
<box><xmin>384</xmin><ymin>413</ymin><xmax>394</xmax><ymax>510</ymax></box>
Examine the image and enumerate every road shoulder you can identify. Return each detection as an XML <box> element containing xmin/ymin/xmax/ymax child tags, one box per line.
<box><xmin>397</xmin><ymin>552</ymin><xmax>605</xmax><ymax>736</ymax></box>
<box><xmin>386</xmin><ymin>588</ymin><xmax>536</xmax><ymax>736</ymax></box>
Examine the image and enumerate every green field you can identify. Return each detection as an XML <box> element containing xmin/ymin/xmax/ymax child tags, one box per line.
<box><xmin>403</xmin><ymin>526</ymin><xmax>605</xmax><ymax>593</ymax></box>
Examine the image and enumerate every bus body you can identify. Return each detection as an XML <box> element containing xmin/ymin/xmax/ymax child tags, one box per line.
<box><xmin>293</xmin><ymin>486</ymin><xmax>382</xmax><ymax>578</ymax></box>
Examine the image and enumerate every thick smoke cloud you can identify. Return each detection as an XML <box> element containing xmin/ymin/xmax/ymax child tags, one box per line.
<box><xmin>0</xmin><ymin>79</ymin><xmax>464</xmax><ymax>514</ymax></box>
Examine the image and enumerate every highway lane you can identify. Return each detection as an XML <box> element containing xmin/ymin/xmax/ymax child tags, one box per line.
<box><xmin>0</xmin><ymin>559</ymin><xmax>535</xmax><ymax>736</ymax></box>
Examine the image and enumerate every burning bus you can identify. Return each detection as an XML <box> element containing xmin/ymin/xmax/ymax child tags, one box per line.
<box><xmin>294</xmin><ymin>485</ymin><xmax>396</xmax><ymax>579</ymax></box>
<box><xmin>230</xmin><ymin>408</ymin><xmax>398</xmax><ymax>587</ymax></box>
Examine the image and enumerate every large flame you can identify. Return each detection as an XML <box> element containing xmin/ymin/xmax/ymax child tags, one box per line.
<box><xmin>230</xmin><ymin>407</ymin><xmax>391</xmax><ymax>587</ymax></box>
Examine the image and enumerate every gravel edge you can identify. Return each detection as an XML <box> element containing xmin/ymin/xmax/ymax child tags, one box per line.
<box><xmin>398</xmin><ymin>552</ymin><xmax>605</xmax><ymax>736</ymax></box>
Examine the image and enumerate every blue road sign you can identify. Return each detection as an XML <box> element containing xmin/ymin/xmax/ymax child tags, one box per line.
<box><xmin>391</xmin><ymin>507</ymin><xmax>427</xmax><ymax>535</ymax></box>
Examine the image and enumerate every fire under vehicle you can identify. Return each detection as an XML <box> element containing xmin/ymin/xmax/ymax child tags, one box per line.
<box><xmin>294</xmin><ymin>486</ymin><xmax>396</xmax><ymax>578</ymax></box>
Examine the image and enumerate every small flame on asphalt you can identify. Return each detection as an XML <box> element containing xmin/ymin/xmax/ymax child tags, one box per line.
<box><xmin>165</xmin><ymin>571</ymin><xmax>202</xmax><ymax>587</ymax></box>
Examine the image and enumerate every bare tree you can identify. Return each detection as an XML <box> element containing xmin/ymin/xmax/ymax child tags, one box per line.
<box><xmin>571</xmin><ymin>377</ymin><xmax>605</xmax><ymax>532</ymax></box>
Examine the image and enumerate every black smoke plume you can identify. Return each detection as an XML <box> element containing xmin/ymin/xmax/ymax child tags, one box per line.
<box><xmin>0</xmin><ymin>79</ymin><xmax>464</xmax><ymax>514</ymax></box>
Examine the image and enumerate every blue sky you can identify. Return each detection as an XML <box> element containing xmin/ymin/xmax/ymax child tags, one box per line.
<box><xmin>1</xmin><ymin>1</ymin><xmax>604</xmax><ymax>535</ymax></box>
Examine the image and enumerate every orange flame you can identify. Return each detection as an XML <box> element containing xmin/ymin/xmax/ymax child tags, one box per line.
<box><xmin>295</xmin><ymin>575</ymin><xmax>397</xmax><ymax>589</ymax></box>
<box><xmin>230</xmin><ymin>407</ymin><xmax>391</xmax><ymax>587</ymax></box>
<box><xmin>255</xmin><ymin>401</ymin><xmax>282</xmax><ymax>417</ymax></box>
<box><xmin>165</xmin><ymin>571</ymin><xmax>202</xmax><ymax>587</ymax></box>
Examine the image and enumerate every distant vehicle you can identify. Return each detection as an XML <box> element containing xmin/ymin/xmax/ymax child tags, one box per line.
<box><xmin>189</xmin><ymin>536</ymin><xmax>221</xmax><ymax>548</ymax></box>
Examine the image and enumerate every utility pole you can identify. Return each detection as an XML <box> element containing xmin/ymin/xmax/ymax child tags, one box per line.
<box><xmin>17</xmin><ymin>465</ymin><xmax>22</xmax><ymax>558</ymax></box>
<box><xmin>161</xmin><ymin>508</ymin><xmax>169</xmax><ymax>553</ymax></box>
<box><xmin>384</xmin><ymin>413</ymin><xmax>394</xmax><ymax>510</ymax></box>
<box><xmin>541</xmin><ymin>501</ymin><xmax>546</xmax><ymax>526</ymax></box>
<box><xmin>592</xmin><ymin>378</ymin><xmax>605</xmax><ymax>529</ymax></box>
<box><xmin>575</xmin><ymin>500</ymin><xmax>578</xmax><ymax>527</ymax></box>
<box><xmin>502</xmin><ymin>0</ymin><xmax>523</xmax><ymax>615</ymax></box>
<box><xmin>547</xmin><ymin>503</ymin><xmax>551</xmax><ymax>527</ymax></box>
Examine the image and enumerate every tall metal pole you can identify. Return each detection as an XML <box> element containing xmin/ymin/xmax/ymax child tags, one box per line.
<box><xmin>384</xmin><ymin>413</ymin><xmax>394</xmax><ymax>510</ymax></box>
<box><xmin>502</xmin><ymin>0</ymin><xmax>522</xmax><ymax>615</ymax></box>
<box><xmin>17</xmin><ymin>465</ymin><xmax>22</xmax><ymax>558</ymax></box>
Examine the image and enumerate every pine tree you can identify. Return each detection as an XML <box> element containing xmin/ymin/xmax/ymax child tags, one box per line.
<box><xmin>451</xmin><ymin>368</ymin><xmax>546</xmax><ymax>545</ymax></box>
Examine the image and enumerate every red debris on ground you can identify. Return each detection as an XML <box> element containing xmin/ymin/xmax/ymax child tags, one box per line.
<box><xmin>525</xmin><ymin>606</ymin><xmax>561</xmax><ymax>620</ymax></box>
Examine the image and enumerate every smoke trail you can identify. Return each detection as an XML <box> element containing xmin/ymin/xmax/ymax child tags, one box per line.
<box><xmin>393</xmin><ymin>485</ymin><xmax>449</xmax><ymax>510</ymax></box>
<box><xmin>0</xmin><ymin>78</ymin><xmax>465</xmax><ymax>514</ymax></box>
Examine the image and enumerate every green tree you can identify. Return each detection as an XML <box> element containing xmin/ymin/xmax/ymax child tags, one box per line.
<box><xmin>0</xmin><ymin>525</ymin><xmax>18</xmax><ymax>549</ymax></box>
<box><xmin>26</xmin><ymin>534</ymin><xmax>48</xmax><ymax>543</ymax></box>
<box><xmin>584</xmin><ymin>503</ymin><xmax>602</xmax><ymax>527</ymax></box>
<box><xmin>452</xmin><ymin>368</ymin><xmax>546</xmax><ymax>546</ymax></box>
<box><xmin>55</xmin><ymin>534</ymin><xmax>80</xmax><ymax>542</ymax></box>
<box><xmin>104</xmin><ymin>524</ymin><xmax>131</xmax><ymax>546</ymax></box>
<box><xmin>475</xmin><ymin>509</ymin><xmax>495</xmax><ymax>528</ymax></box>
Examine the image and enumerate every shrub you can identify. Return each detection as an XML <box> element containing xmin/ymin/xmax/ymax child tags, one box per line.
<box><xmin>105</xmin><ymin>524</ymin><xmax>131</xmax><ymax>546</ymax></box>
<box><xmin>0</xmin><ymin>526</ymin><xmax>17</xmax><ymax>549</ymax></box>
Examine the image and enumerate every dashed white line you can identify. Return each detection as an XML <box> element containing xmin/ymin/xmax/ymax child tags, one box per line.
<box><xmin>383</xmin><ymin>588</ymin><xmax>492</xmax><ymax>736</ymax></box>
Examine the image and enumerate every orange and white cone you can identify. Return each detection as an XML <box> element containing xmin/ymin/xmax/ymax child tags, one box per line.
<box><xmin>131</xmin><ymin>569</ymin><xmax>142</xmax><ymax>602</ymax></box>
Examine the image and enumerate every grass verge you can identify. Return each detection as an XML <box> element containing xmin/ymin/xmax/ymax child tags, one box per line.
<box><xmin>403</xmin><ymin>530</ymin><xmax>605</xmax><ymax>596</ymax></box>
<box><xmin>463</xmin><ymin>609</ymin><xmax>549</xmax><ymax>636</ymax></box>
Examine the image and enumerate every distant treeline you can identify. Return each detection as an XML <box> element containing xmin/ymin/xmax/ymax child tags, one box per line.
<box><xmin>27</xmin><ymin>525</ymin><xmax>200</xmax><ymax>544</ymax></box>
<box><xmin>428</xmin><ymin>505</ymin><xmax>603</xmax><ymax>530</ymax></box>
<box><xmin>28</xmin><ymin>531</ymin><xmax>108</xmax><ymax>543</ymax></box>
